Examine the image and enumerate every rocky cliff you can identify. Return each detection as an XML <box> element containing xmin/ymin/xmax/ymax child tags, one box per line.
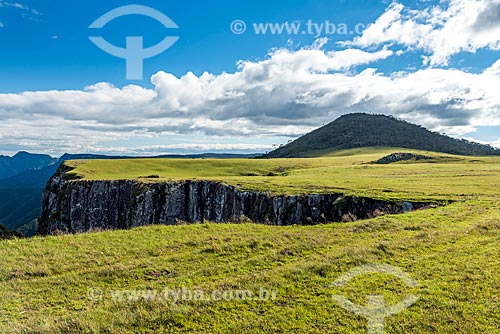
<box><xmin>375</xmin><ymin>153</ymin><xmax>433</xmax><ymax>164</ymax></box>
<box><xmin>37</xmin><ymin>164</ymin><xmax>431</xmax><ymax>235</ymax></box>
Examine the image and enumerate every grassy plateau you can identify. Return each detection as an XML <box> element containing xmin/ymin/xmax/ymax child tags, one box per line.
<box><xmin>0</xmin><ymin>148</ymin><xmax>499</xmax><ymax>333</ymax></box>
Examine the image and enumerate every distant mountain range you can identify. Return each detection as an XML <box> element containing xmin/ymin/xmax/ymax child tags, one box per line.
<box><xmin>0</xmin><ymin>152</ymin><xmax>259</xmax><ymax>235</ymax></box>
<box><xmin>0</xmin><ymin>151</ymin><xmax>57</xmax><ymax>179</ymax></box>
<box><xmin>261</xmin><ymin>113</ymin><xmax>500</xmax><ymax>158</ymax></box>
<box><xmin>0</xmin><ymin>153</ymin><xmax>121</xmax><ymax>235</ymax></box>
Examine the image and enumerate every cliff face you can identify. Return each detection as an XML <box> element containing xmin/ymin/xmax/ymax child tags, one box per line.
<box><xmin>37</xmin><ymin>165</ymin><xmax>430</xmax><ymax>235</ymax></box>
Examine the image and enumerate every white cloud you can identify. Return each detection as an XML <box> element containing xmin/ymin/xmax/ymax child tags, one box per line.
<box><xmin>1</xmin><ymin>42</ymin><xmax>500</xmax><ymax>155</ymax></box>
<box><xmin>0</xmin><ymin>1</ymin><xmax>40</xmax><ymax>14</ymax></box>
<box><xmin>0</xmin><ymin>21</ymin><xmax>4</xmax><ymax>28</ymax></box>
<box><xmin>463</xmin><ymin>137</ymin><xmax>500</xmax><ymax>148</ymax></box>
<box><xmin>85</xmin><ymin>143</ymin><xmax>274</xmax><ymax>156</ymax></box>
<box><xmin>483</xmin><ymin>58</ymin><xmax>500</xmax><ymax>75</ymax></box>
<box><xmin>348</xmin><ymin>0</ymin><xmax>500</xmax><ymax>66</ymax></box>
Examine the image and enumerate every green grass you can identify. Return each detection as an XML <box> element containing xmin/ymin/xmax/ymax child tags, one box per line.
<box><xmin>1</xmin><ymin>202</ymin><xmax>499</xmax><ymax>333</ymax></box>
<box><xmin>66</xmin><ymin>147</ymin><xmax>500</xmax><ymax>202</ymax></box>
<box><xmin>1</xmin><ymin>148</ymin><xmax>499</xmax><ymax>333</ymax></box>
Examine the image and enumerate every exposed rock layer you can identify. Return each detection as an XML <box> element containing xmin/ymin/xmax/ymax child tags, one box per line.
<box><xmin>37</xmin><ymin>165</ymin><xmax>431</xmax><ymax>235</ymax></box>
<box><xmin>375</xmin><ymin>153</ymin><xmax>433</xmax><ymax>164</ymax></box>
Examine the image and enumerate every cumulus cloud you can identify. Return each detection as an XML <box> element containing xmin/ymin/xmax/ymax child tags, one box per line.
<box><xmin>1</xmin><ymin>42</ymin><xmax>500</xmax><ymax>154</ymax></box>
<box><xmin>348</xmin><ymin>0</ymin><xmax>500</xmax><ymax>66</ymax></box>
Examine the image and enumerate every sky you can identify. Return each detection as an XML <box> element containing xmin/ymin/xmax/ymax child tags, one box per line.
<box><xmin>1</xmin><ymin>0</ymin><xmax>500</xmax><ymax>156</ymax></box>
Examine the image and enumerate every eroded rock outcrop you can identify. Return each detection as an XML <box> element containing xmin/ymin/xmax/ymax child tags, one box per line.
<box><xmin>375</xmin><ymin>153</ymin><xmax>433</xmax><ymax>164</ymax></box>
<box><xmin>37</xmin><ymin>164</ymin><xmax>431</xmax><ymax>235</ymax></box>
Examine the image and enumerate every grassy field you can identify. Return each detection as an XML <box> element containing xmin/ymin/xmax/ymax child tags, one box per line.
<box><xmin>1</xmin><ymin>148</ymin><xmax>499</xmax><ymax>333</ymax></box>
<box><xmin>66</xmin><ymin>147</ymin><xmax>500</xmax><ymax>201</ymax></box>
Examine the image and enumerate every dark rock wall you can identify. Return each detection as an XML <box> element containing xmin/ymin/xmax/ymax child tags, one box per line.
<box><xmin>375</xmin><ymin>153</ymin><xmax>433</xmax><ymax>164</ymax></box>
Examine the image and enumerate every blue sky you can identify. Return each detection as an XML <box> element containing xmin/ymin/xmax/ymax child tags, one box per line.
<box><xmin>0</xmin><ymin>0</ymin><xmax>390</xmax><ymax>91</ymax></box>
<box><xmin>1</xmin><ymin>0</ymin><xmax>500</xmax><ymax>155</ymax></box>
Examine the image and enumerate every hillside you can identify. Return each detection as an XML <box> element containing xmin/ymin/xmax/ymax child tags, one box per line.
<box><xmin>2</xmin><ymin>211</ymin><xmax>500</xmax><ymax>333</ymax></box>
<box><xmin>261</xmin><ymin>113</ymin><xmax>500</xmax><ymax>158</ymax></box>
<box><xmin>0</xmin><ymin>153</ymin><xmax>121</xmax><ymax>234</ymax></box>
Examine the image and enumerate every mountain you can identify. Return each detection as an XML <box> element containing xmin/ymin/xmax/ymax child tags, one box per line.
<box><xmin>0</xmin><ymin>163</ymin><xmax>60</xmax><ymax>189</ymax></box>
<box><xmin>261</xmin><ymin>113</ymin><xmax>500</xmax><ymax>158</ymax></box>
<box><xmin>0</xmin><ymin>152</ymin><xmax>60</xmax><ymax>235</ymax></box>
<box><xmin>0</xmin><ymin>151</ymin><xmax>57</xmax><ymax>179</ymax></box>
<box><xmin>0</xmin><ymin>153</ymin><xmax>119</xmax><ymax>235</ymax></box>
